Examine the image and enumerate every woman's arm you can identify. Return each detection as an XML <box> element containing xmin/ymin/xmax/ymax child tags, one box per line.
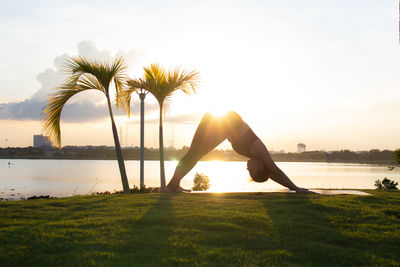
<box><xmin>250</xmin><ymin>139</ymin><xmax>313</xmax><ymax>193</ymax></box>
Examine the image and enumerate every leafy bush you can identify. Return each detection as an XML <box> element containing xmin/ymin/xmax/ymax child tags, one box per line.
<box><xmin>395</xmin><ymin>149</ymin><xmax>400</xmax><ymax>165</ymax></box>
<box><xmin>192</xmin><ymin>172</ymin><xmax>210</xmax><ymax>191</ymax></box>
<box><xmin>375</xmin><ymin>178</ymin><xmax>398</xmax><ymax>190</ymax></box>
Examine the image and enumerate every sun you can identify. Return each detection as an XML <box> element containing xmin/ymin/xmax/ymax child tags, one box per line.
<box><xmin>209</xmin><ymin>109</ymin><xmax>227</xmax><ymax>117</ymax></box>
<box><xmin>208</xmin><ymin>102</ymin><xmax>231</xmax><ymax>117</ymax></box>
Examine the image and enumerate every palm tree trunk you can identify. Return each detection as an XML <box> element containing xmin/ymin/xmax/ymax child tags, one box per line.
<box><xmin>139</xmin><ymin>93</ymin><xmax>145</xmax><ymax>190</ymax></box>
<box><xmin>159</xmin><ymin>104</ymin><xmax>166</xmax><ymax>192</ymax></box>
<box><xmin>106</xmin><ymin>96</ymin><xmax>130</xmax><ymax>193</ymax></box>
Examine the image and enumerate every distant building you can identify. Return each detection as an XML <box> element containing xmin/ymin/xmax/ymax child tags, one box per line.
<box><xmin>297</xmin><ymin>143</ymin><xmax>306</xmax><ymax>153</ymax></box>
<box><xmin>33</xmin><ymin>134</ymin><xmax>52</xmax><ymax>148</ymax></box>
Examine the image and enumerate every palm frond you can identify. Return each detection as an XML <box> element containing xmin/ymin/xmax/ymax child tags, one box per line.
<box><xmin>142</xmin><ymin>63</ymin><xmax>200</xmax><ymax>108</ymax></box>
<box><xmin>117</xmin><ymin>86</ymin><xmax>136</xmax><ymax>117</ymax></box>
<box><xmin>163</xmin><ymin>95</ymin><xmax>173</xmax><ymax>118</ymax></box>
<box><xmin>118</xmin><ymin>78</ymin><xmax>148</xmax><ymax>116</ymax></box>
<box><xmin>64</xmin><ymin>56</ymin><xmax>127</xmax><ymax>94</ymax></box>
<box><xmin>111</xmin><ymin>57</ymin><xmax>128</xmax><ymax>94</ymax></box>
<box><xmin>42</xmin><ymin>56</ymin><xmax>128</xmax><ymax>147</ymax></box>
<box><xmin>64</xmin><ymin>56</ymin><xmax>99</xmax><ymax>87</ymax></box>
<box><xmin>78</xmin><ymin>73</ymin><xmax>105</xmax><ymax>92</ymax></box>
<box><xmin>42</xmin><ymin>84</ymin><xmax>92</xmax><ymax>147</ymax></box>
<box><xmin>118</xmin><ymin>63</ymin><xmax>200</xmax><ymax>118</ymax></box>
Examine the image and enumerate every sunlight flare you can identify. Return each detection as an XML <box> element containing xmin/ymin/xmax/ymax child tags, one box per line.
<box><xmin>208</xmin><ymin>102</ymin><xmax>231</xmax><ymax>117</ymax></box>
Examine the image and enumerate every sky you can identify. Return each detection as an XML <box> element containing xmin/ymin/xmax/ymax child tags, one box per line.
<box><xmin>0</xmin><ymin>0</ymin><xmax>399</xmax><ymax>151</ymax></box>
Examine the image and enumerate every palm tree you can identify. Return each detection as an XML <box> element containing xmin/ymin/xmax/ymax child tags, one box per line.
<box><xmin>119</xmin><ymin>84</ymin><xmax>148</xmax><ymax>190</ymax></box>
<box><xmin>119</xmin><ymin>64</ymin><xmax>199</xmax><ymax>192</ymax></box>
<box><xmin>42</xmin><ymin>56</ymin><xmax>130</xmax><ymax>193</ymax></box>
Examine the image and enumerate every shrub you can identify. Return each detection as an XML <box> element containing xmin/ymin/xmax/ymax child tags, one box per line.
<box><xmin>192</xmin><ymin>172</ymin><xmax>210</xmax><ymax>191</ymax></box>
<box><xmin>395</xmin><ymin>149</ymin><xmax>400</xmax><ymax>165</ymax></box>
<box><xmin>375</xmin><ymin>178</ymin><xmax>398</xmax><ymax>190</ymax></box>
<box><xmin>95</xmin><ymin>185</ymin><xmax>160</xmax><ymax>195</ymax></box>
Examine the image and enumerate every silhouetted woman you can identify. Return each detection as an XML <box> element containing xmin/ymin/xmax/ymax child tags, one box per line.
<box><xmin>167</xmin><ymin>111</ymin><xmax>312</xmax><ymax>193</ymax></box>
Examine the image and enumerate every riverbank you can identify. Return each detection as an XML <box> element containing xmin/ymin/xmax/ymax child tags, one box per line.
<box><xmin>2</xmin><ymin>158</ymin><xmax>396</xmax><ymax>165</ymax></box>
<box><xmin>0</xmin><ymin>191</ymin><xmax>399</xmax><ymax>266</ymax></box>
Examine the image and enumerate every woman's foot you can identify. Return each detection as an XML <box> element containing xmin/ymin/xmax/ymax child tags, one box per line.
<box><xmin>166</xmin><ymin>184</ymin><xmax>192</xmax><ymax>193</ymax></box>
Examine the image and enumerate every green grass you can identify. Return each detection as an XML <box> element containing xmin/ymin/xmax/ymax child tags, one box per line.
<box><xmin>0</xmin><ymin>191</ymin><xmax>399</xmax><ymax>266</ymax></box>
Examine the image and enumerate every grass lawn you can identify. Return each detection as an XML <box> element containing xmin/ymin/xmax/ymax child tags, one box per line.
<box><xmin>0</xmin><ymin>190</ymin><xmax>399</xmax><ymax>266</ymax></box>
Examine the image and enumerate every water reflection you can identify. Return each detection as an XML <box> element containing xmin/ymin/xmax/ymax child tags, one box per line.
<box><xmin>1</xmin><ymin>159</ymin><xmax>398</xmax><ymax>199</ymax></box>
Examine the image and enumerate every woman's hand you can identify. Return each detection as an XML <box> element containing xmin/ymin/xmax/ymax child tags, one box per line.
<box><xmin>294</xmin><ymin>187</ymin><xmax>315</xmax><ymax>194</ymax></box>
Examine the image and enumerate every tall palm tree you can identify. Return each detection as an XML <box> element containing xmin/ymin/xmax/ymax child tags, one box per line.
<box><xmin>42</xmin><ymin>56</ymin><xmax>130</xmax><ymax>193</ymax></box>
<box><xmin>119</xmin><ymin>64</ymin><xmax>199</xmax><ymax>192</ymax></box>
<box><xmin>119</xmin><ymin>84</ymin><xmax>148</xmax><ymax>190</ymax></box>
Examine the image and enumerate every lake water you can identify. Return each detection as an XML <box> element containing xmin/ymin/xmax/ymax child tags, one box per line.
<box><xmin>1</xmin><ymin>159</ymin><xmax>399</xmax><ymax>200</ymax></box>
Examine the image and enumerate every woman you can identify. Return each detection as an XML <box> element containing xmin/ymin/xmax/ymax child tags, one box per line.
<box><xmin>167</xmin><ymin>111</ymin><xmax>313</xmax><ymax>193</ymax></box>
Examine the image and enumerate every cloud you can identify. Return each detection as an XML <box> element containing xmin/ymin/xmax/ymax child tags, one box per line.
<box><xmin>0</xmin><ymin>40</ymin><xmax>152</xmax><ymax>122</ymax></box>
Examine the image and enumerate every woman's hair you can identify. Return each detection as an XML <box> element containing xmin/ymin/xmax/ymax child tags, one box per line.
<box><xmin>250</xmin><ymin>168</ymin><xmax>269</xmax><ymax>183</ymax></box>
<box><xmin>248</xmin><ymin>158</ymin><xmax>270</xmax><ymax>183</ymax></box>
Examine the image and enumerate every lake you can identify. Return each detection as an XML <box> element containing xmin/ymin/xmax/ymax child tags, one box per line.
<box><xmin>1</xmin><ymin>159</ymin><xmax>399</xmax><ymax>200</ymax></box>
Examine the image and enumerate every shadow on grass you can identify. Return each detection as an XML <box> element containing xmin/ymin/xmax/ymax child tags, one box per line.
<box><xmin>261</xmin><ymin>194</ymin><xmax>350</xmax><ymax>265</ymax></box>
<box><xmin>117</xmin><ymin>193</ymin><xmax>177</xmax><ymax>265</ymax></box>
<box><xmin>261</xmin><ymin>194</ymin><xmax>399</xmax><ymax>266</ymax></box>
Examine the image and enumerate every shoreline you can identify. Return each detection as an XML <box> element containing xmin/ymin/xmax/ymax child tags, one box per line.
<box><xmin>1</xmin><ymin>188</ymin><xmax>376</xmax><ymax>202</ymax></box>
<box><xmin>1</xmin><ymin>158</ymin><xmax>395</xmax><ymax>165</ymax></box>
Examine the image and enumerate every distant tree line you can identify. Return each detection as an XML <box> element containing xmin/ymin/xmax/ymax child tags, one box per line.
<box><xmin>270</xmin><ymin>150</ymin><xmax>396</xmax><ymax>164</ymax></box>
<box><xmin>0</xmin><ymin>147</ymin><xmax>397</xmax><ymax>164</ymax></box>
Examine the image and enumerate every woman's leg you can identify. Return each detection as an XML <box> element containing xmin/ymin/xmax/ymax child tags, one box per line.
<box><xmin>167</xmin><ymin>113</ymin><xmax>228</xmax><ymax>191</ymax></box>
